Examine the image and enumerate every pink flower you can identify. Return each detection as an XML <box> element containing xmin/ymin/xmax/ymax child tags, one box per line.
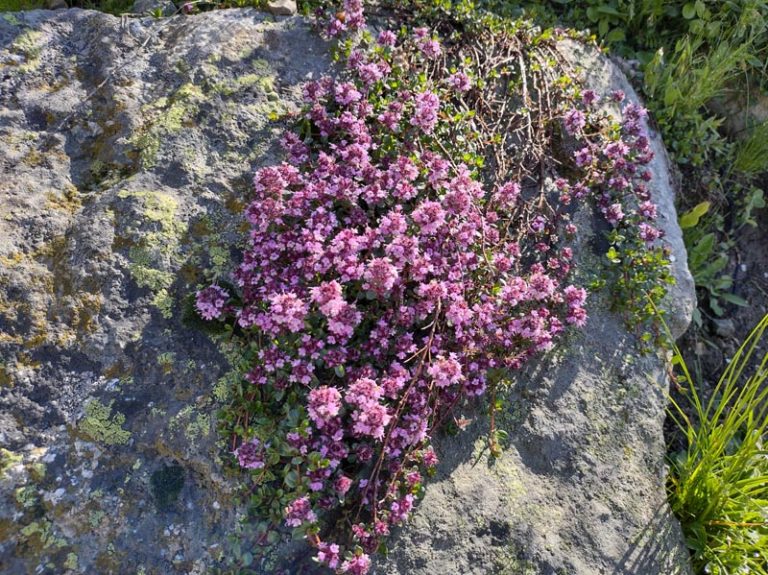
<box><xmin>604</xmin><ymin>141</ymin><xmax>629</xmax><ymax>159</ymax></box>
<box><xmin>563</xmin><ymin>285</ymin><xmax>587</xmax><ymax>308</ymax></box>
<box><xmin>419</xmin><ymin>37</ymin><xmax>442</xmax><ymax>59</ymax></box>
<box><xmin>363</xmin><ymin>257</ymin><xmax>399</xmax><ymax>295</ymax></box>
<box><xmin>341</xmin><ymin>553</ymin><xmax>371</xmax><ymax>575</ymax></box>
<box><xmin>284</xmin><ymin>496</ymin><xmax>317</xmax><ymax>527</ymax></box>
<box><xmin>195</xmin><ymin>285</ymin><xmax>229</xmax><ymax>320</ymax></box>
<box><xmin>378</xmin><ymin>100</ymin><xmax>403</xmax><ymax>131</ymax></box>
<box><xmin>308</xmin><ymin>386</ymin><xmax>343</xmax><ymax>427</ymax></box>
<box><xmin>310</xmin><ymin>281</ymin><xmax>345</xmax><ymax>317</ymax></box>
<box><xmin>527</xmin><ymin>272</ymin><xmax>557</xmax><ymax>300</ymax></box>
<box><xmin>563</xmin><ymin>109</ymin><xmax>586</xmax><ymax>134</ymax></box>
<box><xmin>574</xmin><ymin>146</ymin><xmax>592</xmax><ymax>167</ymax></box>
<box><xmin>334</xmin><ymin>475</ymin><xmax>353</xmax><ymax>495</ymax></box>
<box><xmin>423</xmin><ymin>447</ymin><xmax>439</xmax><ymax>467</ymax></box>
<box><xmin>638</xmin><ymin>201</ymin><xmax>657</xmax><ymax>219</ymax></box>
<box><xmin>346</xmin><ymin>377</ymin><xmax>383</xmax><ymax>407</ymax></box>
<box><xmin>639</xmin><ymin>222</ymin><xmax>661</xmax><ymax>244</ymax></box>
<box><xmin>566</xmin><ymin>306</ymin><xmax>588</xmax><ymax>327</ymax></box>
<box><xmin>335</xmin><ymin>82</ymin><xmax>362</xmax><ymax>106</ymax></box>
<box><xmin>378</xmin><ymin>30</ymin><xmax>397</xmax><ymax>46</ymax></box>
<box><xmin>494</xmin><ymin>181</ymin><xmax>521</xmax><ymax>207</ymax></box>
<box><xmin>351</xmin><ymin>403</ymin><xmax>391</xmax><ymax>439</ymax></box>
<box><xmin>427</xmin><ymin>355</ymin><xmax>463</xmax><ymax>387</ymax></box>
<box><xmin>233</xmin><ymin>438</ymin><xmax>265</xmax><ymax>469</ymax></box>
<box><xmin>412</xmin><ymin>200</ymin><xmax>446</xmax><ymax>235</ymax></box>
<box><xmin>604</xmin><ymin>203</ymin><xmax>625</xmax><ymax>226</ymax></box>
<box><xmin>317</xmin><ymin>542</ymin><xmax>341</xmax><ymax>569</ymax></box>
<box><xmin>268</xmin><ymin>292</ymin><xmax>308</xmax><ymax>333</ymax></box>
<box><xmin>411</xmin><ymin>91</ymin><xmax>440</xmax><ymax>134</ymax></box>
<box><xmin>327</xmin><ymin>302</ymin><xmax>362</xmax><ymax>340</ymax></box>
<box><xmin>448</xmin><ymin>71</ymin><xmax>472</xmax><ymax>92</ymax></box>
<box><xmin>582</xmin><ymin>89</ymin><xmax>597</xmax><ymax>106</ymax></box>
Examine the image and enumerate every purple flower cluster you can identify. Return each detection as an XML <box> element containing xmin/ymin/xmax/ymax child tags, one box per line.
<box><xmin>198</xmin><ymin>12</ymin><xmax>667</xmax><ymax>575</ymax></box>
<box><xmin>285</xmin><ymin>496</ymin><xmax>317</xmax><ymax>527</ymax></box>
<box><xmin>195</xmin><ymin>285</ymin><xmax>229</xmax><ymax>320</ymax></box>
<box><xmin>234</xmin><ymin>438</ymin><xmax>266</xmax><ymax>470</ymax></box>
<box><xmin>565</xmin><ymin>95</ymin><xmax>663</xmax><ymax>244</ymax></box>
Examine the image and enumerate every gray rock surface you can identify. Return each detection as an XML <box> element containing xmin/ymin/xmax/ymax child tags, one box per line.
<box><xmin>131</xmin><ymin>0</ymin><xmax>178</xmax><ymax>16</ymax></box>
<box><xmin>377</xmin><ymin>41</ymin><xmax>696</xmax><ymax>575</ymax></box>
<box><xmin>0</xmin><ymin>9</ymin><xmax>327</xmax><ymax>574</ymax></box>
<box><xmin>266</xmin><ymin>0</ymin><xmax>297</xmax><ymax>17</ymax></box>
<box><xmin>0</xmin><ymin>9</ymin><xmax>694</xmax><ymax>575</ymax></box>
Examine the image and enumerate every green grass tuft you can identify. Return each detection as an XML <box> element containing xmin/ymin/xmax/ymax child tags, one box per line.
<box><xmin>666</xmin><ymin>313</ymin><xmax>768</xmax><ymax>574</ymax></box>
<box><xmin>733</xmin><ymin>121</ymin><xmax>768</xmax><ymax>175</ymax></box>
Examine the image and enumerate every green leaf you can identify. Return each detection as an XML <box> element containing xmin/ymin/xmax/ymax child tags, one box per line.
<box><xmin>605</xmin><ymin>28</ymin><xmax>626</xmax><ymax>43</ymax></box>
<box><xmin>598</xmin><ymin>6</ymin><xmax>623</xmax><ymax>17</ymax></box>
<box><xmin>598</xmin><ymin>17</ymin><xmax>610</xmax><ymax>37</ymax></box>
<box><xmin>242</xmin><ymin>552</ymin><xmax>254</xmax><ymax>567</ymax></box>
<box><xmin>694</xmin><ymin>0</ymin><xmax>706</xmax><ymax>18</ymax></box>
<box><xmin>682</xmin><ymin>3</ymin><xmax>696</xmax><ymax>19</ymax></box>
<box><xmin>679</xmin><ymin>201</ymin><xmax>711</xmax><ymax>229</ymax></box>
<box><xmin>664</xmin><ymin>83</ymin><xmax>682</xmax><ymax>108</ymax></box>
<box><xmin>689</xmin><ymin>232</ymin><xmax>715</xmax><ymax>269</ymax></box>
<box><xmin>720</xmin><ymin>293</ymin><xmax>748</xmax><ymax>307</ymax></box>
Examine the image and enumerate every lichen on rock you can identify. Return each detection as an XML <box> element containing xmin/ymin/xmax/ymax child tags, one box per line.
<box><xmin>0</xmin><ymin>6</ymin><xmax>695</xmax><ymax>575</ymax></box>
<box><xmin>76</xmin><ymin>400</ymin><xmax>131</xmax><ymax>446</ymax></box>
<box><xmin>1</xmin><ymin>9</ymin><xmax>328</xmax><ymax>574</ymax></box>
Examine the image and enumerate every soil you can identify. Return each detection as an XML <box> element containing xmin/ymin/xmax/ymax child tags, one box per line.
<box><xmin>669</xmin><ymin>180</ymin><xmax>768</xmax><ymax>452</ymax></box>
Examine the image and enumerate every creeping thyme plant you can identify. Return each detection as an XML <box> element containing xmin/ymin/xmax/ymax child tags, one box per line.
<box><xmin>195</xmin><ymin>1</ymin><xmax>673</xmax><ymax>572</ymax></box>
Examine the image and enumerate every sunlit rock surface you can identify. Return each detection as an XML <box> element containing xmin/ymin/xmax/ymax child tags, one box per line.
<box><xmin>0</xmin><ymin>9</ymin><xmax>693</xmax><ymax>575</ymax></box>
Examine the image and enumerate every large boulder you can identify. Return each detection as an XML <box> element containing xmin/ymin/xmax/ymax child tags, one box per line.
<box><xmin>0</xmin><ymin>8</ymin><xmax>694</xmax><ymax>575</ymax></box>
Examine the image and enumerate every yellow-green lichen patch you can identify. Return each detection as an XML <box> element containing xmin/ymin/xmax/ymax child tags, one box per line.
<box><xmin>64</xmin><ymin>552</ymin><xmax>79</xmax><ymax>570</ymax></box>
<box><xmin>0</xmin><ymin>251</ymin><xmax>26</xmax><ymax>267</ymax></box>
<box><xmin>45</xmin><ymin>185</ymin><xmax>82</xmax><ymax>215</ymax></box>
<box><xmin>156</xmin><ymin>351</ymin><xmax>175</xmax><ymax>374</ymax></box>
<box><xmin>210</xmin><ymin>66</ymin><xmax>277</xmax><ymax>97</ymax></box>
<box><xmin>492</xmin><ymin>545</ymin><xmax>538</xmax><ymax>575</ymax></box>
<box><xmin>129</xmin><ymin>83</ymin><xmax>204</xmax><ymax>169</ymax></box>
<box><xmin>0</xmin><ymin>363</ymin><xmax>12</xmax><ymax>387</ymax></box>
<box><xmin>169</xmin><ymin>404</ymin><xmax>211</xmax><ymax>447</ymax></box>
<box><xmin>19</xmin><ymin>518</ymin><xmax>69</xmax><ymax>554</ymax></box>
<box><xmin>0</xmin><ymin>228</ymin><xmax>104</xmax><ymax>350</ymax></box>
<box><xmin>77</xmin><ymin>400</ymin><xmax>131</xmax><ymax>446</ymax></box>
<box><xmin>152</xmin><ymin>288</ymin><xmax>174</xmax><ymax>319</ymax></box>
<box><xmin>6</xmin><ymin>29</ymin><xmax>43</xmax><ymax>73</ymax></box>
<box><xmin>33</xmin><ymin>234</ymin><xmax>105</xmax><ymax>347</ymax></box>
<box><xmin>0</xmin><ymin>448</ymin><xmax>23</xmax><ymax>477</ymax></box>
<box><xmin>117</xmin><ymin>190</ymin><xmax>186</xmax><ymax>317</ymax></box>
<box><xmin>2</xmin><ymin>13</ymin><xmax>22</xmax><ymax>26</ymax></box>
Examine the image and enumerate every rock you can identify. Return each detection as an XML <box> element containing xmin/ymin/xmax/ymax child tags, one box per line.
<box><xmin>0</xmin><ymin>9</ymin><xmax>328</xmax><ymax>574</ymax></box>
<box><xmin>266</xmin><ymin>0</ymin><xmax>297</xmax><ymax>16</ymax></box>
<box><xmin>710</xmin><ymin>82</ymin><xmax>768</xmax><ymax>138</ymax></box>
<box><xmin>712</xmin><ymin>317</ymin><xmax>736</xmax><ymax>338</ymax></box>
<box><xmin>559</xmin><ymin>38</ymin><xmax>696</xmax><ymax>341</ymax></box>
<box><xmin>374</xmin><ymin>42</ymin><xmax>696</xmax><ymax>575</ymax></box>
<box><xmin>131</xmin><ymin>0</ymin><xmax>177</xmax><ymax>15</ymax></box>
<box><xmin>0</xmin><ymin>8</ymin><xmax>694</xmax><ymax>575</ymax></box>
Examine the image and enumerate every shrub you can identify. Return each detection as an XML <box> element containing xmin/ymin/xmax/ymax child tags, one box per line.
<box><xmin>197</xmin><ymin>1</ymin><xmax>670</xmax><ymax>571</ymax></box>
